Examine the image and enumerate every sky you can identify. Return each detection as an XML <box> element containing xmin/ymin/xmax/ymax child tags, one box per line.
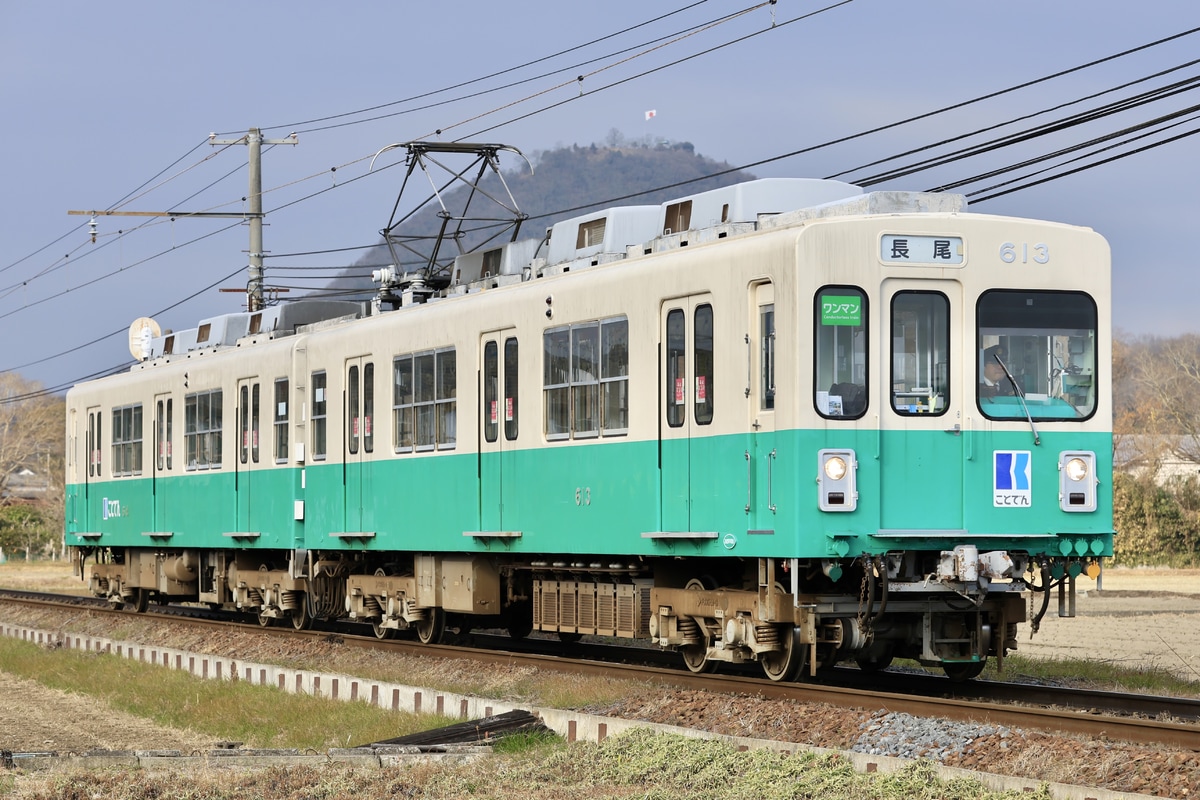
<box><xmin>1</xmin><ymin>1</ymin><xmax>1197</xmax><ymax>393</ymax></box>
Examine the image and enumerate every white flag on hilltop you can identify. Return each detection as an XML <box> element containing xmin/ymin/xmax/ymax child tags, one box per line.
<box><xmin>645</xmin><ymin>109</ymin><xmax>657</xmax><ymax>121</ymax></box>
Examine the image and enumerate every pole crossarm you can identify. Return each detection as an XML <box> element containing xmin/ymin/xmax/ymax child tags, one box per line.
<box><xmin>68</xmin><ymin>210</ymin><xmax>260</xmax><ymax>218</ymax></box>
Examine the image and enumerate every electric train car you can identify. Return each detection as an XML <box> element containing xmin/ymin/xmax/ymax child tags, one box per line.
<box><xmin>65</xmin><ymin>176</ymin><xmax>1112</xmax><ymax>681</ymax></box>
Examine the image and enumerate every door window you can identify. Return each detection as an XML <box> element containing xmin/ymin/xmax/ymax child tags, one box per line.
<box><xmin>891</xmin><ymin>292</ymin><xmax>949</xmax><ymax>416</ymax></box>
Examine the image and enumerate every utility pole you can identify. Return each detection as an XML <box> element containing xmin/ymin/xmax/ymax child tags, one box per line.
<box><xmin>209</xmin><ymin>128</ymin><xmax>298</xmax><ymax>311</ymax></box>
<box><xmin>70</xmin><ymin>127</ymin><xmax>298</xmax><ymax>314</ymax></box>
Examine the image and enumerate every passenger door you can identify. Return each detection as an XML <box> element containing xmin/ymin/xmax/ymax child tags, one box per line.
<box><xmin>153</xmin><ymin>393</ymin><xmax>175</xmax><ymax>534</ymax></box>
<box><xmin>660</xmin><ymin>293</ymin><xmax>716</xmax><ymax>532</ymax></box>
<box><xmin>747</xmin><ymin>282</ymin><xmax>777</xmax><ymax>534</ymax></box>
<box><xmin>480</xmin><ymin>330</ymin><xmax>519</xmax><ymax>532</ymax></box>
<box><xmin>235</xmin><ymin>378</ymin><xmax>262</xmax><ymax>534</ymax></box>
<box><xmin>879</xmin><ymin>281</ymin><xmax>964</xmax><ymax>531</ymax></box>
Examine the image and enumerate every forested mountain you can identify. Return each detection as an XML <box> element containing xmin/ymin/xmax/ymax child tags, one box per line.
<box><xmin>335</xmin><ymin>135</ymin><xmax>757</xmax><ymax>293</ymax></box>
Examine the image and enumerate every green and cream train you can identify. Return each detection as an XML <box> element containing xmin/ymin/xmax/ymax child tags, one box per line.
<box><xmin>66</xmin><ymin>176</ymin><xmax>1112</xmax><ymax>681</ymax></box>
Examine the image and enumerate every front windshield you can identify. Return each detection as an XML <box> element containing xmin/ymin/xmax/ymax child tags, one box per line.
<box><xmin>977</xmin><ymin>290</ymin><xmax>1096</xmax><ymax>421</ymax></box>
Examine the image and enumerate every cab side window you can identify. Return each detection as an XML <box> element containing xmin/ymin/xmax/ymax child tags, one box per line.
<box><xmin>814</xmin><ymin>287</ymin><xmax>868</xmax><ymax>419</ymax></box>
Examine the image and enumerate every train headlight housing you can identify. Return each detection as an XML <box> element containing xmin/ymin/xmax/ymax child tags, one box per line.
<box><xmin>818</xmin><ymin>449</ymin><xmax>857</xmax><ymax>512</ymax></box>
<box><xmin>1059</xmin><ymin>451</ymin><xmax>1097</xmax><ymax>512</ymax></box>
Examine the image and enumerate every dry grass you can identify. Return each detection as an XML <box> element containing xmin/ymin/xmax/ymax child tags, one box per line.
<box><xmin>0</xmin><ymin>560</ymin><xmax>87</xmax><ymax>595</ymax></box>
<box><xmin>0</xmin><ymin>637</ymin><xmax>458</xmax><ymax>751</ymax></box>
<box><xmin>1</xmin><ymin>732</ymin><xmax>1046</xmax><ymax>800</ymax></box>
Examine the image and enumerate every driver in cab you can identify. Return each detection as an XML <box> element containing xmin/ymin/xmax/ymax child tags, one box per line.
<box><xmin>980</xmin><ymin>344</ymin><xmax>1015</xmax><ymax>398</ymax></box>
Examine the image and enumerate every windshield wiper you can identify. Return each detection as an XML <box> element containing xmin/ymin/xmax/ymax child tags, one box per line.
<box><xmin>994</xmin><ymin>352</ymin><xmax>1040</xmax><ymax>446</ymax></box>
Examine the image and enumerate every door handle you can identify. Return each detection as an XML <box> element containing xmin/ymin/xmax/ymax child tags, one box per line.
<box><xmin>944</xmin><ymin>423</ymin><xmax>961</xmax><ymax>435</ymax></box>
<box><xmin>767</xmin><ymin>449</ymin><xmax>777</xmax><ymax>513</ymax></box>
<box><xmin>744</xmin><ymin>450</ymin><xmax>752</xmax><ymax>513</ymax></box>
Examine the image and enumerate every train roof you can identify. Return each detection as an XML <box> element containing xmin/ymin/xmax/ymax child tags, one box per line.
<box><xmin>128</xmin><ymin>177</ymin><xmax>971</xmax><ymax>369</ymax></box>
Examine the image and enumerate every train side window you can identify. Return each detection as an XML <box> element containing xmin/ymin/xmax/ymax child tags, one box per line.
<box><xmin>185</xmin><ymin>389</ymin><xmax>223</xmax><ymax>470</ymax></box>
<box><xmin>274</xmin><ymin>378</ymin><xmax>288</xmax><ymax>464</ymax></box>
<box><xmin>364</xmin><ymin>362</ymin><xmax>375</xmax><ymax>454</ymax></box>
<box><xmin>111</xmin><ymin>404</ymin><xmax>143</xmax><ymax>477</ymax></box>
<box><xmin>601</xmin><ymin>318</ymin><xmax>628</xmax><ymax>434</ymax></box>
<box><xmin>311</xmin><ymin>372</ymin><xmax>327</xmax><ymax>461</ymax></box>
<box><xmin>393</xmin><ymin>356</ymin><xmax>414</xmax><ymax>453</ymax></box>
<box><xmin>666</xmin><ymin>308</ymin><xmax>686</xmax><ymax>427</ymax></box>
<box><xmin>544</xmin><ymin>327</ymin><xmax>570</xmax><ymax>439</ymax></box>
<box><xmin>545</xmin><ymin>317</ymin><xmax>627</xmax><ymax>440</ymax></box>
<box><xmin>435</xmin><ymin>348</ymin><xmax>455</xmax><ymax>450</ymax></box>
<box><xmin>484</xmin><ymin>342</ymin><xmax>499</xmax><ymax>443</ymax></box>
<box><xmin>891</xmin><ymin>291</ymin><xmax>950</xmax><ymax>416</ymax></box>
<box><xmin>695</xmin><ymin>304</ymin><xmax>714</xmax><ymax>425</ymax></box>
<box><xmin>504</xmin><ymin>337</ymin><xmax>519</xmax><ymax>441</ymax></box>
<box><xmin>414</xmin><ymin>352</ymin><xmax>436</xmax><ymax>450</ymax></box>
<box><xmin>572</xmin><ymin>322</ymin><xmax>600</xmax><ymax>438</ymax></box>
<box><xmin>348</xmin><ymin>365</ymin><xmax>360</xmax><ymax>455</ymax></box>
<box><xmin>815</xmin><ymin>286</ymin><xmax>868</xmax><ymax>419</ymax></box>
<box><xmin>87</xmin><ymin>410</ymin><xmax>100</xmax><ymax>478</ymax></box>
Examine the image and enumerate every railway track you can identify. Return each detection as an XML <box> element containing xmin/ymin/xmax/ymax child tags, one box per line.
<box><xmin>2</xmin><ymin>588</ymin><xmax>1198</xmax><ymax>751</ymax></box>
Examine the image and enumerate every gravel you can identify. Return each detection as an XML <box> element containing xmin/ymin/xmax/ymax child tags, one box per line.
<box><xmin>852</xmin><ymin>710</ymin><xmax>1012</xmax><ymax>761</ymax></box>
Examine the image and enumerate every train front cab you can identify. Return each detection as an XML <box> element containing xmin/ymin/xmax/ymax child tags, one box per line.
<box><xmin>814</xmin><ymin>218</ymin><xmax>1113</xmax><ymax>680</ymax></box>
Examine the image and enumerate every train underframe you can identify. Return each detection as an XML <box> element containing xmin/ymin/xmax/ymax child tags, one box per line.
<box><xmin>75</xmin><ymin>545</ymin><xmax>1089</xmax><ymax>682</ymax></box>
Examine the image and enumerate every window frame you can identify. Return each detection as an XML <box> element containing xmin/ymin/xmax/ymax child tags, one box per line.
<box><xmin>814</xmin><ymin>285</ymin><xmax>869</xmax><ymax>420</ymax></box>
<box><xmin>393</xmin><ymin>348</ymin><xmax>456</xmax><ymax>453</ymax></box>
<box><xmin>184</xmin><ymin>389</ymin><xmax>223</xmax><ymax>471</ymax></box>
<box><xmin>274</xmin><ymin>378</ymin><xmax>289</xmax><ymax>464</ymax></box>
<box><xmin>890</xmin><ymin>290</ymin><xmax>950</xmax><ymax>417</ymax></box>
<box><xmin>311</xmin><ymin>371</ymin><xmax>327</xmax><ymax>461</ymax></box>
<box><xmin>545</xmin><ymin>316</ymin><xmax>628</xmax><ymax>440</ymax></box>
<box><xmin>110</xmin><ymin>403</ymin><xmax>143</xmax><ymax>477</ymax></box>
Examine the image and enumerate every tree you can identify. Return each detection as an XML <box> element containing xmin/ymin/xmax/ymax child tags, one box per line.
<box><xmin>1127</xmin><ymin>334</ymin><xmax>1200</xmax><ymax>461</ymax></box>
<box><xmin>0</xmin><ymin>374</ymin><xmax>64</xmax><ymax>553</ymax></box>
<box><xmin>0</xmin><ymin>503</ymin><xmax>54</xmax><ymax>561</ymax></box>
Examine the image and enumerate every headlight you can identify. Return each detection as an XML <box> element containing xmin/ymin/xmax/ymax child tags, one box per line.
<box><xmin>824</xmin><ymin>456</ymin><xmax>847</xmax><ymax>481</ymax></box>
<box><xmin>1065</xmin><ymin>457</ymin><xmax>1088</xmax><ymax>482</ymax></box>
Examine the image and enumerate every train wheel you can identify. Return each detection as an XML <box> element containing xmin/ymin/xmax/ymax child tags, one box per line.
<box><xmin>372</xmin><ymin>621</ymin><xmax>395</xmax><ymax>640</ymax></box>
<box><xmin>942</xmin><ymin>661</ymin><xmax>986</xmax><ymax>682</ymax></box>
<box><xmin>257</xmin><ymin>611</ymin><xmax>273</xmax><ymax>628</ymax></box>
<box><xmin>290</xmin><ymin>595</ymin><xmax>311</xmax><ymax>631</ymax></box>
<box><xmin>108</xmin><ymin>596</ymin><xmax>125</xmax><ymax>611</ymax></box>
<box><xmin>679</xmin><ymin>578</ymin><xmax>716</xmax><ymax>673</ymax></box>
<box><xmin>761</xmin><ymin>625</ymin><xmax>804</xmax><ymax>682</ymax></box>
<box><xmin>132</xmin><ymin>588</ymin><xmax>150</xmax><ymax>614</ymax></box>
<box><xmin>415</xmin><ymin>607</ymin><xmax>445</xmax><ymax>644</ymax></box>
